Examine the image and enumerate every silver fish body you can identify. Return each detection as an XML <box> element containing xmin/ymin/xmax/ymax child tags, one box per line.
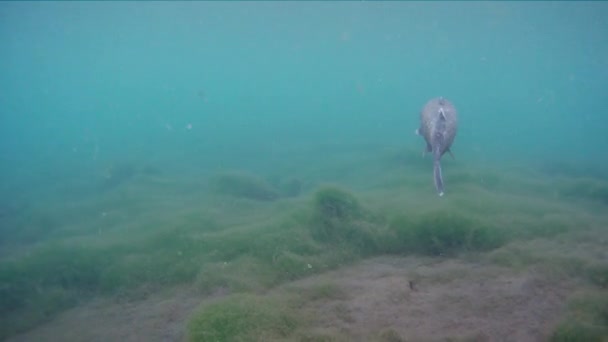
<box><xmin>416</xmin><ymin>97</ymin><xmax>458</xmax><ymax>196</ymax></box>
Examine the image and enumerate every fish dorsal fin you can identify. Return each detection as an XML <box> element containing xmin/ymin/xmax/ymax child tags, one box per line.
<box><xmin>438</xmin><ymin>107</ymin><xmax>446</xmax><ymax>120</ymax></box>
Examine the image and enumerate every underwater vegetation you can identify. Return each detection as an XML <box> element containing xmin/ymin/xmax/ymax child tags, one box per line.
<box><xmin>1</xmin><ymin>151</ymin><xmax>607</xmax><ymax>341</ymax></box>
<box><xmin>550</xmin><ymin>291</ymin><xmax>608</xmax><ymax>342</ymax></box>
<box><xmin>0</xmin><ymin>245</ymin><xmax>111</xmax><ymax>338</ymax></box>
<box><xmin>210</xmin><ymin>171</ymin><xmax>280</xmax><ymax>201</ymax></box>
<box><xmin>312</xmin><ymin>186</ymin><xmax>364</xmax><ymax>225</ymax></box>
<box><xmin>276</xmin><ymin>176</ymin><xmax>304</xmax><ymax>198</ymax></box>
<box><xmin>0</xmin><ymin>175</ymin><xmax>591</xmax><ymax>340</ymax></box>
<box><xmin>539</xmin><ymin>160</ymin><xmax>608</xmax><ymax>181</ymax></box>
<box><xmin>557</xmin><ymin>178</ymin><xmax>608</xmax><ymax>205</ymax></box>
<box><xmin>311</xmin><ymin>187</ymin><xmax>364</xmax><ymax>238</ymax></box>
<box><xmin>586</xmin><ymin>263</ymin><xmax>608</xmax><ymax>289</ymax></box>
<box><xmin>310</xmin><ymin>186</ymin><xmax>386</xmax><ymax>256</ymax></box>
<box><xmin>0</xmin><ymin>186</ymin><xmax>350</xmax><ymax>338</ymax></box>
<box><xmin>535</xmin><ymin>158</ymin><xmax>608</xmax><ymax>205</ymax></box>
<box><xmin>0</xmin><ymin>205</ymin><xmax>59</xmax><ymax>247</ymax></box>
<box><xmin>389</xmin><ymin>210</ymin><xmax>505</xmax><ymax>256</ymax></box>
<box><xmin>187</xmin><ymin>293</ymin><xmax>297</xmax><ymax>341</ymax></box>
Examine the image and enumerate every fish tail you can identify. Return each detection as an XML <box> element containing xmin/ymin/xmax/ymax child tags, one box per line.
<box><xmin>433</xmin><ymin>159</ymin><xmax>444</xmax><ymax>196</ymax></box>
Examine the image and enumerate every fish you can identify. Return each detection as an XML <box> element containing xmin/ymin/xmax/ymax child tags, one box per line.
<box><xmin>415</xmin><ymin>97</ymin><xmax>459</xmax><ymax>196</ymax></box>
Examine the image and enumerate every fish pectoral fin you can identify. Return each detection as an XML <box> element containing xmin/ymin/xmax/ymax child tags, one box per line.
<box><xmin>422</xmin><ymin>143</ymin><xmax>432</xmax><ymax>157</ymax></box>
<box><xmin>447</xmin><ymin>149</ymin><xmax>455</xmax><ymax>159</ymax></box>
<box><xmin>415</xmin><ymin>128</ymin><xmax>420</xmax><ymax>135</ymax></box>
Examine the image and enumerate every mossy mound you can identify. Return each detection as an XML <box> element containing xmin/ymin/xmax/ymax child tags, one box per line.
<box><xmin>187</xmin><ymin>293</ymin><xmax>297</xmax><ymax>342</ymax></box>
<box><xmin>312</xmin><ymin>186</ymin><xmax>363</xmax><ymax>224</ymax></box>
<box><xmin>211</xmin><ymin>171</ymin><xmax>279</xmax><ymax>201</ymax></box>
<box><xmin>390</xmin><ymin>210</ymin><xmax>505</xmax><ymax>256</ymax></box>
<box><xmin>309</xmin><ymin>186</ymin><xmax>380</xmax><ymax>255</ymax></box>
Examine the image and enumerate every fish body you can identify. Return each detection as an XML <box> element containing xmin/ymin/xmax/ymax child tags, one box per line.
<box><xmin>416</xmin><ymin>97</ymin><xmax>458</xmax><ymax>196</ymax></box>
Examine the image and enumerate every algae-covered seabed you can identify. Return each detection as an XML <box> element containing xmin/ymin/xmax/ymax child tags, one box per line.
<box><xmin>1</xmin><ymin>145</ymin><xmax>607</xmax><ymax>342</ymax></box>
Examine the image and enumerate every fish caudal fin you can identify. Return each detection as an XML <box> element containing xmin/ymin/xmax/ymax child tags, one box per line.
<box><xmin>433</xmin><ymin>159</ymin><xmax>444</xmax><ymax>196</ymax></box>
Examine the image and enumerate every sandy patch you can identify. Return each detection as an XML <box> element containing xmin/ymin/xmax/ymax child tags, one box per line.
<box><xmin>286</xmin><ymin>256</ymin><xmax>576</xmax><ymax>341</ymax></box>
<box><xmin>6</xmin><ymin>286</ymin><xmax>205</xmax><ymax>342</ymax></box>
<box><xmin>8</xmin><ymin>256</ymin><xmax>577</xmax><ymax>342</ymax></box>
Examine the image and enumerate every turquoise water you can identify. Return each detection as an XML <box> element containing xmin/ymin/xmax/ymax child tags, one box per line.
<box><xmin>1</xmin><ymin>2</ymin><xmax>607</xmax><ymax>189</ymax></box>
<box><xmin>1</xmin><ymin>2</ymin><xmax>607</xmax><ymax>340</ymax></box>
